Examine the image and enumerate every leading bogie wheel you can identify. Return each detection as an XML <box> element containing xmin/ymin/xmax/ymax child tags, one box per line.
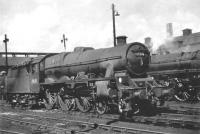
<box><xmin>197</xmin><ymin>90</ymin><xmax>200</xmax><ymax>101</ymax></box>
<box><xmin>174</xmin><ymin>91</ymin><xmax>190</xmax><ymax>102</ymax></box>
<box><xmin>96</xmin><ymin>100</ymin><xmax>108</xmax><ymax>115</ymax></box>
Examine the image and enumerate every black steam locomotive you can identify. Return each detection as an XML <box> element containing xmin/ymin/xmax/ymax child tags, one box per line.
<box><xmin>148</xmin><ymin>50</ymin><xmax>200</xmax><ymax>102</ymax></box>
<box><xmin>5</xmin><ymin>41</ymin><xmax>168</xmax><ymax>115</ymax></box>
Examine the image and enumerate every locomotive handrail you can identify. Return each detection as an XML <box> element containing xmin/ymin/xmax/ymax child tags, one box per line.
<box><xmin>40</xmin><ymin>77</ymin><xmax>114</xmax><ymax>85</ymax></box>
<box><xmin>40</xmin><ymin>82</ymin><xmax>65</xmax><ymax>86</ymax></box>
<box><xmin>131</xmin><ymin>49</ymin><xmax>149</xmax><ymax>53</ymax></box>
<box><xmin>45</xmin><ymin>56</ymin><xmax>122</xmax><ymax>70</ymax></box>
<box><xmin>150</xmin><ymin>59</ymin><xmax>200</xmax><ymax>64</ymax></box>
<box><xmin>147</xmin><ymin>69</ymin><xmax>200</xmax><ymax>75</ymax></box>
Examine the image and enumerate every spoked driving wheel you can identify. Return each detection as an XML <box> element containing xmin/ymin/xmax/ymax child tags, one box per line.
<box><xmin>174</xmin><ymin>91</ymin><xmax>190</xmax><ymax>102</ymax></box>
<box><xmin>131</xmin><ymin>103</ymin><xmax>140</xmax><ymax>115</ymax></box>
<box><xmin>197</xmin><ymin>90</ymin><xmax>200</xmax><ymax>101</ymax></box>
<box><xmin>75</xmin><ymin>97</ymin><xmax>92</xmax><ymax>112</ymax></box>
<box><xmin>58</xmin><ymin>95</ymin><xmax>75</xmax><ymax>111</ymax></box>
<box><xmin>96</xmin><ymin>100</ymin><xmax>108</xmax><ymax>115</ymax></box>
<box><xmin>43</xmin><ymin>90</ymin><xmax>56</xmax><ymax>110</ymax></box>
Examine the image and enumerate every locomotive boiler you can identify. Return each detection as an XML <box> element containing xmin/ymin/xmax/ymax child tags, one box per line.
<box><xmin>6</xmin><ymin>41</ymin><xmax>167</xmax><ymax>116</ymax></box>
<box><xmin>148</xmin><ymin>50</ymin><xmax>200</xmax><ymax>101</ymax></box>
<box><xmin>44</xmin><ymin>42</ymin><xmax>149</xmax><ymax>81</ymax></box>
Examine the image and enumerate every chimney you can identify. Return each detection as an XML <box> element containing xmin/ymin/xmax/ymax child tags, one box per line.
<box><xmin>144</xmin><ymin>37</ymin><xmax>153</xmax><ymax>53</ymax></box>
<box><xmin>144</xmin><ymin>37</ymin><xmax>151</xmax><ymax>46</ymax></box>
<box><xmin>166</xmin><ymin>23</ymin><xmax>173</xmax><ymax>37</ymax></box>
<box><xmin>182</xmin><ymin>28</ymin><xmax>192</xmax><ymax>36</ymax></box>
<box><xmin>116</xmin><ymin>36</ymin><xmax>127</xmax><ymax>46</ymax></box>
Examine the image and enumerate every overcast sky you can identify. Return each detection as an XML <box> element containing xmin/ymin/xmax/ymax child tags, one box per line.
<box><xmin>0</xmin><ymin>0</ymin><xmax>200</xmax><ymax>53</ymax></box>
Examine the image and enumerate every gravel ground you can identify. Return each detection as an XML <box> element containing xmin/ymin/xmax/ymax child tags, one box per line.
<box><xmin>0</xmin><ymin>100</ymin><xmax>200</xmax><ymax>134</ymax></box>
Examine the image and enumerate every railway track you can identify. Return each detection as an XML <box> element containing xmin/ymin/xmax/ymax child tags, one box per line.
<box><xmin>0</xmin><ymin>129</ymin><xmax>24</xmax><ymax>134</ymax></box>
<box><xmin>0</xmin><ymin>116</ymin><xmax>87</xmax><ymax>134</ymax></box>
<box><xmin>1</xmin><ymin>102</ymin><xmax>200</xmax><ymax>132</ymax></box>
<box><xmin>93</xmin><ymin>112</ymin><xmax>200</xmax><ymax>129</ymax></box>
<box><xmin>163</xmin><ymin>101</ymin><xmax>200</xmax><ymax>115</ymax></box>
<box><xmin>58</xmin><ymin>110</ymin><xmax>200</xmax><ymax>129</ymax></box>
<box><xmin>160</xmin><ymin>113</ymin><xmax>200</xmax><ymax>119</ymax></box>
<box><xmin>0</xmin><ymin>113</ymin><xmax>171</xmax><ymax>134</ymax></box>
<box><xmin>128</xmin><ymin>115</ymin><xmax>200</xmax><ymax>129</ymax></box>
<box><xmin>48</xmin><ymin>108</ymin><xmax>200</xmax><ymax>129</ymax></box>
<box><xmin>166</xmin><ymin>105</ymin><xmax>200</xmax><ymax>115</ymax></box>
<box><xmin>1</xmin><ymin>108</ymin><xmax>200</xmax><ymax>130</ymax></box>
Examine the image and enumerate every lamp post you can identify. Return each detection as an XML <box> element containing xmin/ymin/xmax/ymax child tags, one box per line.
<box><xmin>2</xmin><ymin>34</ymin><xmax>9</xmax><ymax>100</ymax></box>
<box><xmin>3</xmin><ymin>34</ymin><xmax>9</xmax><ymax>74</ymax></box>
<box><xmin>112</xmin><ymin>3</ymin><xmax>120</xmax><ymax>47</ymax></box>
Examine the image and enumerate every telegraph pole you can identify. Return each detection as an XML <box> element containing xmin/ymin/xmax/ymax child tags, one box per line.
<box><xmin>61</xmin><ymin>34</ymin><xmax>68</xmax><ymax>51</ymax></box>
<box><xmin>3</xmin><ymin>34</ymin><xmax>9</xmax><ymax>74</ymax></box>
<box><xmin>112</xmin><ymin>3</ymin><xmax>119</xmax><ymax>47</ymax></box>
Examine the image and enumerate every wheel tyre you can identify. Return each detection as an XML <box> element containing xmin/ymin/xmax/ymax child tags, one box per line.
<box><xmin>96</xmin><ymin>100</ymin><xmax>108</xmax><ymax>115</ymax></box>
<box><xmin>58</xmin><ymin>95</ymin><xmax>73</xmax><ymax>111</ymax></box>
<box><xmin>196</xmin><ymin>91</ymin><xmax>200</xmax><ymax>101</ymax></box>
<box><xmin>43</xmin><ymin>99</ymin><xmax>53</xmax><ymax>110</ymax></box>
<box><xmin>75</xmin><ymin>97</ymin><xmax>91</xmax><ymax>113</ymax></box>
<box><xmin>132</xmin><ymin>103</ymin><xmax>140</xmax><ymax>115</ymax></box>
<box><xmin>43</xmin><ymin>91</ymin><xmax>55</xmax><ymax>110</ymax></box>
<box><xmin>174</xmin><ymin>91</ymin><xmax>190</xmax><ymax>102</ymax></box>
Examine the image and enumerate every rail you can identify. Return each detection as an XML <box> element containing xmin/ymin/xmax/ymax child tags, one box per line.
<box><xmin>0</xmin><ymin>113</ymin><xmax>171</xmax><ymax>134</ymax></box>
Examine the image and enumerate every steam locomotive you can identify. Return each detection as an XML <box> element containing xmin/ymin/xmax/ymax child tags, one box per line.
<box><xmin>148</xmin><ymin>50</ymin><xmax>200</xmax><ymax>102</ymax></box>
<box><xmin>5</xmin><ymin>41</ymin><xmax>169</xmax><ymax>115</ymax></box>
